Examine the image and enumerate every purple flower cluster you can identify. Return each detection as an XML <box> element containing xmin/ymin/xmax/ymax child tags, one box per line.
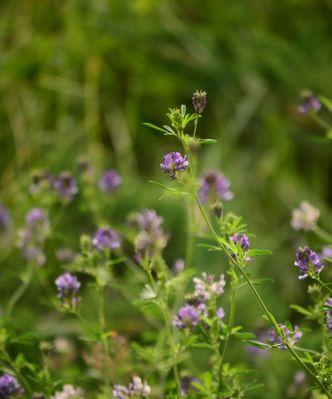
<box><xmin>113</xmin><ymin>376</ymin><xmax>151</xmax><ymax>399</ymax></box>
<box><xmin>0</xmin><ymin>205</ymin><xmax>11</xmax><ymax>232</ymax></box>
<box><xmin>199</xmin><ymin>171</ymin><xmax>233</xmax><ymax>204</ymax></box>
<box><xmin>160</xmin><ymin>152</ymin><xmax>189</xmax><ymax>179</ymax></box>
<box><xmin>193</xmin><ymin>273</ymin><xmax>226</xmax><ymax>302</ymax></box>
<box><xmin>0</xmin><ymin>374</ymin><xmax>23</xmax><ymax>398</ymax></box>
<box><xmin>55</xmin><ymin>272</ymin><xmax>81</xmax><ymax>309</ymax></box>
<box><xmin>268</xmin><ymin>324</ymin><xmax>302</xmax><ymax>349</ymax></box>
<box><xmin>298</xmin><ymin>93</ymin><xmax>321</xmax><ymax>114</ymax></box>
<box><xmin>99</xmin><ymin>169</ymin><xmax>121</xmax><ymax>194</ymax></box>
<box><xmin>174</xmin><ymin>273</ymin><xmax>226</xmax><ymax>330</ymax></box>
<box><xmin>92</xmin><ymin>228</ymin><xmax>121</xmax><ymax>251</ymax></box>
<box><xmin>134</xmin><ymin>209</ymin><xmax>168</xmax><ymax>261</ymax></box>
<box><xmin>51</xmin><ymin>384</ymin><xmax>84</xmax><ymax>399</ymax></box>
<box><xmin>53</xmin><ymin>172</ymin><xmax>78</xmax><ymax>202</ymax></box>
<box><xmin>192</xmin><ymin>90</ymin><xmax>207</xmax><ymax>114</ymax></box>
<box><xmin>294</xmin><ymin>246</ymin><xmax>324</xmax><ymax>280</ymax></box>
<box><xmin>231</xmin><ymin>233</ymin><xmax>250</xmax><ymax>251</ymax></box>
<box><xmin>325</xmin><ymin>297</ymin><xmax>332</xmax><ymax>332</ymax></box>
<box><xmin>18</xmin><ymin>208</ymin><xmax>50</xmax><ymax>266</ymax></box>
<box><xmin>173</xmin><ymin>304</ymin><xmax>204</xmax><ymax>329</ymax></box>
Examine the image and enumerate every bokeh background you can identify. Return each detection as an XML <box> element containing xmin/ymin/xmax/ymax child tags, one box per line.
<box><xmin>1</xmin><ymin>1</ymin><xmax>332</xmax><ymax>398</ymax></box>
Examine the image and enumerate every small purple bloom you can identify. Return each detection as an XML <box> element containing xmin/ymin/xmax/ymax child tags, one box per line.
<box><xmin>173</xmin><ymin>258</ymin><xmax>185</xmax><ymax>275</ymax></box>
<box><xmin>99</xmin><ymin>169</ymin><xmax>121</xmax><ymax>194</ymax></box>
<box><xmin>325</xmin><ymin>297</ymin><xmax>332</xmax><ymax>332</ymax></box>
<box><xmin>113</xmin><ymin>377</ymin><xmax>151</xmax><ymax>399</ymax></box>
<box><xmin>216</xmin><ymin>307</ymin><xmax>225</xmax><ymax>320</ymax></box>
<box><xmin>92</xmin><ymin>228</ymin><xmax>121</xmax><ymax>251</ymax></box>
<box><xmin>55</xmin><ymin>272</ymin><xmax>81</xmax><ymax>309</ymax></box>
<box><xmin>173</xmin><ymin>305</ymin><xmax>202</xmax><ymax>329</ymax></box>
<box><xmin>193</xmin><ymin>273</ymin><xmax>226</xmax><ymax>302</ymax></box>
<box><xmin>294</xmin><ymin>246</ymin><xmax>324</xmax><ymax>280</ymax></box>
<box><xmin>180</xmin><ymin>376</ymin><xmax>199</xmax><ymax>397</ymax></box>
<box><xmin>192</xmin><ymin>90</ymin><xmax>207</xmax><ymax>114</ymax></box>
<box><xmin>231</xmin><ymin>233</ymin><xmax>250</xmax><ymax>251</ymax></box>
<box><xmin>298</xmin><ymin>93</ymin><xmax>321</xmax><ymax>114</ymax></box>
<box><xmin>26</xmin><ymin>208</ymin><xmax>47</xmax><ymax>227</ymax></box>
<box><xmin>0</xmin><ymin>206</ymin><xmax>11</xmax><ymax>232</ymax></box>
<box><xmin>160</xmin><ymin>152</ymin><xmax>189</xmax><ymax>179</ymax></box>
<box><xmin>53</xmin><ymin>172</ymin><xmax>78</xmax><ymax>202</ymax></box>
<box><xmin>134</xmin><ymin>209</ymin><xmax>168</xmax><ymax>260</ymax></box>
<box><xmin>321</xmin><ymin>246</ymin><xmax>332</xmax><ymax>260</ymax></box>
<box><xmin>0</xmin><ymin>374</ymin><xmax>23</xmax><ymax>398</ymax></box>
<box><xmin>268</xmin><ymin>324</ymin><xmax>302</xmax><ymax>349</ymax></box>
<box><xmin>199</xmin><ymin>171</ymin><xmax>233</xmax><ymax>204</ymax></box>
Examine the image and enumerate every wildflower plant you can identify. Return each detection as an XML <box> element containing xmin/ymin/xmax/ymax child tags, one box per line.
<box><xmin>144</xmin><ymin>91</ymin><xmax>332</xmax><ymax>398</ymax></box>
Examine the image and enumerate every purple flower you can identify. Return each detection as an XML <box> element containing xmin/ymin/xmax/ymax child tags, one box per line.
<box><xmin>0</xmin><ymin>206</ymin><xmax>11</xmax><ymax>232</ymax></box>
<box><xmin>173</xmin><ymin>258</ymin><xmax>185</xmax><ymax>275</ymax></box>
<box><xmin>18</xmin><ymin>208</ymin><xmax>50</xmax><ymax>266</ymax></box>
<box><xmin>92</xmin><ymin>228</ymin><xmax>121</xmax><ymax>251</ymax></box>
<box><xmin>268</xmin><ymin>324</ymin><xmax>302</xmax><ymax>349</ymax></box>
<box><xmin>321</xmin><ymin>246</ymin><xmax>332</xmax><ymax>260</ymax></box>
<box><xmin>134</xmin><ymin>209</ymin><xmax>168</xmax><ymax>260</ymax></box>
<box><xmin>192</xmin><ymin>90</ymin><xmax>207</xmax><ymax>114</ymax></box>
<box><xmin>298</xmin><ymin>93</ymin><xmax>321</xmax><ymax>114</ymax></box>
<box><xmin>136</xmin><ymin>209</ymin><xmax>163</xmax><ymax>232</ymax></box>
<box><xmin>55</xmin><ymin>272</ymin><xmax>81</xmax><ymax>309</ymax></box>
<box><xmin>173</xmin><ymin>305</ymin><xmax>202</xmax><ymax>329</ymax></box>
<box><xmin>99</xmin><ymin>170</ymin><xmax>121</xmax><ymax>194</ymax></box>
<box><xmin>193</xmin><ymin>273</ymin><xmax>226</xmax><ymax>302</ymax></box>
<box><xmin>231</xmin><ymin>233</ymin><xmax>250</xmax><ymax>251</ymax></box>
<box><xmin>0</xmin><ymin>374</ymin><xmax>23</xmax><ymax>398</ymax></box>
<box><xmin>160</xmin><ymin>152</ymin><xmax>189</xmax><ymax>179</ymax></box>
<box><xmin>216</xmin><ymin>307</ymin><xmax>225</xmax><ymax>320</ymax></box>
<box><xmin>53</xmin><ymin>172</ymin><xmax>78</xmax><ymax>202</ymax></box>
<box><xmin>325</xmin><ymin>297</ymin><xmax>332</xmax><ymax>332</ymax></box>
<box><xmin>113</xmin><ymin>377</ymin><xmax>151</xmax><ymax>399</ymax></box>
<box><xmin>199</xmin><ymin>171</ymin><xmax>233</xmax><ymax>204</ymax></box>
<box><xmin>294</xmin><ymin>246</ymin><xmax>324</xmax><ymax>280</ymax></box>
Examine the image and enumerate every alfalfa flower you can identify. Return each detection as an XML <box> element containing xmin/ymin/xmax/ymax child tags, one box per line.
<box><xmin>192</xmin><ymin>90</ymin><xmax>207</xmax><ymax>114</ymax></box>
<box><xmin>160</xmin><ymin>152</ymin><xmax>189</xmax><ymax>179</ymax></box>
<box><xmin>55</xmin><ymin>272</ymin><xmax>81</xmax><ymax>310</ymax></box>
<box><xmin>92</xmin><ymin>228</ymin><xmax>121</xmax><ymax>251</ymax></box>
<box><xmin>173</xmin><ymin>304</ymin><xmax>203</xmax><ymax>329</ymax></box>
<box><xmin>18</xmin><ymin>208</ymin><xmax>50</xmax><ymax>266</ymax></box>
<box><xmin>0</xmin><ymin>374</ymin><xmax>23</xmax><ymax>398</ymax></box>
<box><xmin>53</xmin><ymin>172</ymin><xmax>78</xmax><ymax>202</ymax></box>
<box><xmin>199</xmin><ymin>171</ymin><xmax>233</xmax><ymax>204</ymax></box>
<box><xmin>291</xmin><ymin>201</ymin><xmax>320</xmax><ymax>231</ymax></box>
<box><xmin>294</xmin><ymin>246</ymin><xmax>324</xmax><ymax>280</ymax></box>
<box><xmin>193</xmin><ymin>273</ymin><xmax>226</xmax><ymax>302</ymax></box>
<box><xmin>134</xmin><ymin>209</ymin><xmax>169</xmax><ymax>261</ymax></box>
<box><xmin>51</xmin><ymin>384</ymin><xmax>84</xmax><ymax>399</ymax></box>
<box><xmin>298</xmin><ymin>92</ymin><xmax>321</xmax><ymax>114</ymax></box>
<box><xmin>231</xmin><ymin>233</ymin><xmax>250</xmax><ymax>251</ymax></box>
<box><xmin>325</xmin><ymin>297</ymin><xmax>332</xmax><ymax>332</ymax></box>
<box><xmin>99</xmin><ymin>169</ymin><xmax>121</xmax><ymax>194</ymax></box>
<box><xmin>268</xmin><ymin>324</ymin><xmax>302</xmax><ymax>349</ymax></box>
<box><xmin>113</xmin><ymin>376</ymin><xmax>151</xmax><ymax>398</ymax></box>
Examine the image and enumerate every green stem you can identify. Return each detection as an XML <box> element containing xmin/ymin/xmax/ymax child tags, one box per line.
<box><xmin>217</xmin><ymin>281</ymin><xmax>237</xmax><ymax>397</ymax></box>
<box><xmin>314</xmin><ymin>226</ymin><xmax>332</xmax><ymax>244</ymax></box>
<box><xmin>314</xmin><ymin>276</ymin><xmax>332</xmax><ymax>295</ymax></box>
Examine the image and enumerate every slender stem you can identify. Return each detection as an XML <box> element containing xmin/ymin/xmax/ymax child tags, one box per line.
<box><xmin>311</xmin><ymin>113</ymin><xmax>331</xmax><ymax>131</ymax></box>
<box><xmin>97</xmin><ymin>284</ymin><xmax>111</xmax><ymax>392</ymax></box>
<box><xmin>185</xmin><ymin>197</ymin><xmax>195</xmax><ymax>268</ymax></box>
<box><xmin>5</xmin><ymin>263</ymin><xmax>34</xmax><ymax>319</ymax></box>
<box><xmin>314</xmin><ymin>276</ymin><xmax>332</xmax><ymax>295</ymax></box>
<box><xmin>314</xmin><ymin>226</ymin><xmax>332</xmax><ymax>244</ymax></box>
<box><xmin>217</xmin><ymin>281</ymin><xmax>237</xmax><ymax>397</ymax></box>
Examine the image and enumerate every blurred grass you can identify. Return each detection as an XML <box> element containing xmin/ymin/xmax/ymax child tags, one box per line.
<box><xmin>0</xmin><ymin>0</ymin><xmax>332</xmax><ymax>397</ymax></box>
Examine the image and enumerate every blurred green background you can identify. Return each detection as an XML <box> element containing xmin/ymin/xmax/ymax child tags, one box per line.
<box><xmin>0</xmin><ymin>0</ymin><xmax>332</xmax><ymax>397</ymax></box>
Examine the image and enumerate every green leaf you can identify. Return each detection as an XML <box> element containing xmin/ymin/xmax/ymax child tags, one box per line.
<box><xmin>319</xmin><ymin>95</ymin><xmax>332</xmax><ymax>112</ymax></box>
<box><xmin>198</xmin><ymin>138</ymin><xmax>218</xmax><ymax>144</ymax></box>
<box><xmin>290</xmin><ymin>304</ymin><xmax>313</xmax><ymax>317</ymax></box>
<box><xmin>247</xmin><ymin>248</ymin><xmax>273</xmax><ymax>257</ymax></box>
<box><xmin>143</xmin><ymin>122</ymin><xmax>169</xmax><ymax>135</ymax></box>
<box><xmin>234</xmin><ymin>332</ymin><xmax>255</xmax><ymax>340</ymax></box>
<box><xmin>246</xmin><ymin>340</ymin><xmax>270</xmax><ymax>350</ymax></box>
<box><xmin>181</xmin><ymin>104</ymin><xmax>186</xmax><ymax>117</ymax></box>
